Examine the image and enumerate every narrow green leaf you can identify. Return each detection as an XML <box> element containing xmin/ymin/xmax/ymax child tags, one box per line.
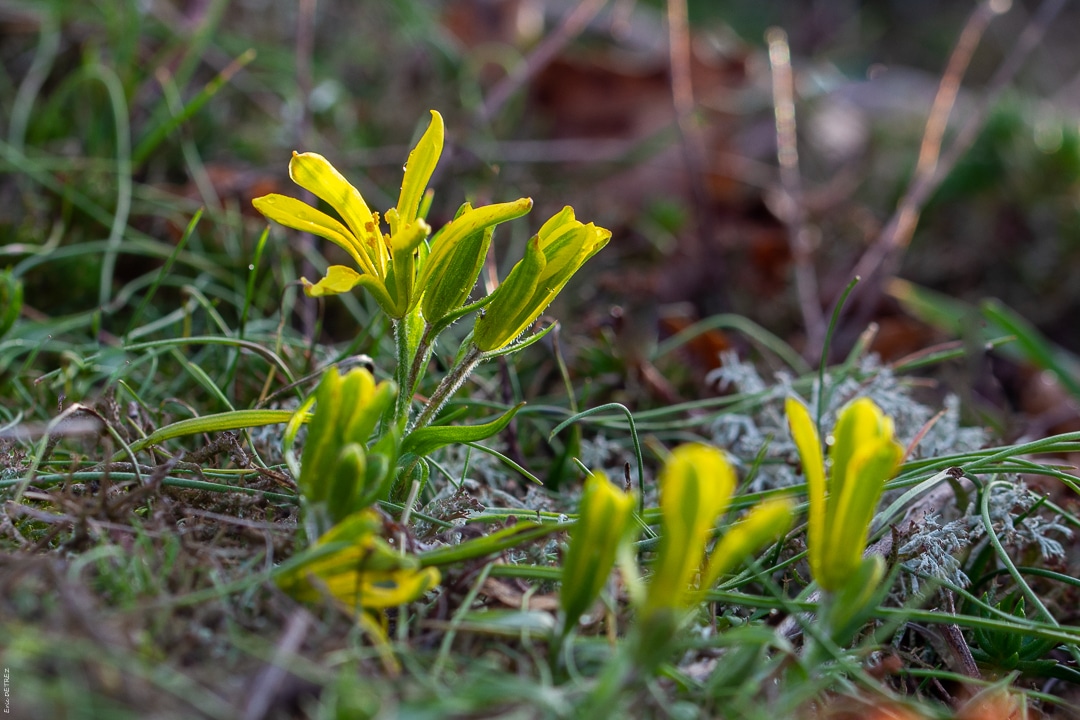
<box><xmin>982</xmin><ymin>298</ymin><xmax>1080</xmax><ymax>401</ymax></box>
<box><xmin>0</xmin><ymin>269</ymin><xmax>23</xmax><ymax>340</ymax></box>
<box><xmin>417</xmin><ymin>520</ymin><xmax>566</xmax><ymax>568</ymax></box>
<box><xmin>125</xmin><ymin>409</ymin><xmax>303</xmax><ymax>456</ymax></box>
<box><xmin>401</xmin><ymin>403</ymin><xmax>524</xmax><ymax>457</ymax></box>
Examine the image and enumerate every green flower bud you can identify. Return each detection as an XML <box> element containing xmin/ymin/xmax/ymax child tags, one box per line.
<box><xmin>559</xmin><ymin>471</ymin><xmax>637</xmax><ymax>635</ymax></box>
<box><xmin>416</xmin><ymin>198</ymin><xmax>533</xmax><ymax>323</ymax></box>
<box><xmin>300</xmin><ymin>367</ymin><xmax>397</xmax><ymax>523</ymax></box>
<box><xmin>472</xmin><ymin>206</ymin><xmax>610</xmax><ymax>351</ymax></box>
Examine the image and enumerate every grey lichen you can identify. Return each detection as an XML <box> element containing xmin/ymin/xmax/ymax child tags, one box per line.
<box><xmin>898</xmin><ymin>514</ymin><xmax>973</xmax><ymax>593</ymax></box>
<box><xmin>705</xmin><ymin>352</ymin><xmax>987</xmax><ymax>493</ymax></box>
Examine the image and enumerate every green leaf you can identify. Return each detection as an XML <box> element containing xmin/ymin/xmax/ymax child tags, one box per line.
<box><xmin>887</xmin><ymin>278</ymin><xmax>971</xmax><ymax>336</ymax></box>
<box><xmin>125</xmin><ymin>409</ymin><xmax>303</xmax><ymax>456</ymax></box>
<box><xmin>982</xmin><ymin>298</ymin><xmax>1080</xmax><ymax>401</ymax></box>
<box><xmin>416</xmin><ymin>197</ymin><xmax>533</xmax><ymax>318</ymax></box>
<box><xmin>327</xmin><ymin>443</ymin><xmax>366</xmax><ymax>523</ymax></box>
<box><xmin>824</xmin><ymin>555</ymin><xmax>888</xmax><ymax>646</ymax></box>
<box><xmin>400</xmin><ymin>402</ymin><xmax>524</xmax><ymax>457</ymax></box>
<box><xmin>0</xmin><ymin>269</ymin><xmax>22</xmax><ymax>340</ymax></box>
<box><xmin>477</xmin><ymin>320</ymin><xmax>557</xmax><ymax>360</ymax></box>
<box><xmin>417</xmin><ymin>520</ymin><xmax>566</xmax><ymax>568</ymax></box>
<box><xmin>420</xmin><ymin>226</ymin><xmax>492</xmax><ymax>323</ymax></box>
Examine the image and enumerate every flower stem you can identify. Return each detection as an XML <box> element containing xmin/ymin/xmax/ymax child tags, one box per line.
<box><xmin>406</xmin><ymin>323</ymin><xmax>436</xmax><ymax>405</ymax></box>
<box><xmin>393</xmin><ymin>308</ymin><xmax>428</xmax><ymax>425</ymax></box>
<box><xmin>393</xmin><ymin>318</ymin><xmax>411</xmax><ymax>422</ymax></box>
<box><xmin>411</xmin><ymin>345</ymin><xmax>483</xmax><ymax>431</ymax></box>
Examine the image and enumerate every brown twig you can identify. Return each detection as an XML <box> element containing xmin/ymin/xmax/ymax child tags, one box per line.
<box><xmin>766</xmin><ymin>27</ymin><xmax>826</xmax><ymax>359</ymax></box>
<box><xmin>942</xmin><ymin>591</ymin><xmax>982</xmax><ymax>679</ymax></box>
<box><xmin>242</xmin><ymin>609</ymin><xmax>313</xmax><ymax>720</ymax></box>
<box><xmin>478</xmin><ymin>0</ymin><xmax>610</xmax><ymax>124</ymax></box>
<box><xmin>844</xmin><ymin>0</ymin><xmax>1066</xmax><ymax>329</ymax></box>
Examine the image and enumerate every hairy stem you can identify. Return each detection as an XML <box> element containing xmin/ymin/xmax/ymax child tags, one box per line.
<box><xmin>393</xmin><ymin>318</ymin><xmax>412</xmax><ymax>423</ymax></box>
<box><xmin>407</xmin><ymin>323</ymin><xmax>436</xmax><ymax>405</ymax></box>
<box><xmin>411</xmin><ymin>345</ymin><xmax>483</xmax><ymax>432</ymax></box>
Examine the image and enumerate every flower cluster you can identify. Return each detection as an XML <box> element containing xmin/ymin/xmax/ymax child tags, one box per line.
<box><xmin>253</xmin><ymin>110</ymin><xmax>609</xmax><ymax>350</ymax></box>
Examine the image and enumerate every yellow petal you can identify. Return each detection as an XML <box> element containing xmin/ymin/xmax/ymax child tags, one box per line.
<box><xmin>321</xmin><ymin>566</ymin><xmax>441</xmax><ymax>609</ymax></box>
<box><xmin>828</xmin><ymin>398</ymin><xmax>884</xmax><ymax>512</ymax></box>
<box><xmin>701</xmin><ymin>497</ymin><xmax>793</xmax><ymax>591</ymax></box>
<box><xmin>288</xmin><ymin>152</ymin><xmax>384</xmax><ymax>264</ymax></box>
<box><xmin>646</xmin><ymin>444</ymin><xmax>735</xmax><ymax>613</ymax></box>
<box><xmin>825</xmin><ymin>400</ymin><xmax>901</xmax><ymax>577</ymax></box>
<box><xmin>785</xmin><ymin>397</ymin><xmax>829</xmax><ymax>588</ymax></box>
<box><xmin>397</xmin><ymin>110</ymin><xmax>444</xmax><ymax>226</ymax></box>
<box><xmin>302</xmin><ymin>265</ymin><xmax>363</xmax><ymax>297</ymax></box>
<box><xmin>253</xmin><ymin>194</ymin><xmax>375</xmax><ymax>275</ymax></box>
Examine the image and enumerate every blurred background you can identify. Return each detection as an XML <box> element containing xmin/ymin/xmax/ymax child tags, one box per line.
<box><xmin>4</xmin><ymin>0</ymin><xmax>1080</xmax><ymax>430</ymax></box>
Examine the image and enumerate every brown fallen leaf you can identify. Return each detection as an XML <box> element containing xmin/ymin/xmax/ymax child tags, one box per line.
<box><xmin>482</xmin><ymin>576</ymin><xmax>560</xmax><ymax>612</ymax></box>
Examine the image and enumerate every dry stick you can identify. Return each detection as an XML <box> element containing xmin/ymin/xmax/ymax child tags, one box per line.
<box><xmin>667</xmin><ymin>0</ymin><xmax>719</xmax><ymax>265</ymax></box>
<box><xmin>294</xmin><ymin>0</ymin><xmax>319</xmax><ymax>339</ymax></box>
<box><xmin>845</xmin><ymin>0</ymin><xmax>1065</xmax><ymax>326</ymax></box>
<box><xmin>478</xmin><ymin>0</ymin><xmax>610</xmax><ymax>124</ymax></box>
<box><xmin>242</xmin><ymin>609</ymin><xmax>314</xmax><ymax>720</ymax></box>
<box><xmin>766</xmin><ymin>27</ymin><xmax>826</xmax><ymax>360</ymax></box>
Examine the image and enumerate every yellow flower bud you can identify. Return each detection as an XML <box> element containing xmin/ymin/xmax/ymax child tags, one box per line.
<box><xmin>786</xmin><ymin>396</ymin><xmax>903</xmax><ymax>593</ymax></box>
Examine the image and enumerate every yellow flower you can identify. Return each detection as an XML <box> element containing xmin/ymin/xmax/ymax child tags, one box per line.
<box><xmin>644</xmin><ymin>444</ymin><xmax>793</xmax><ymax>616</ymax></box>
<box><xmin>786</xmin><ymin>396</ymin><xmax>903</xmax><ymax>593</ymax></box>
<box><xmin>277</xmin><ymin>508</ymin><xmax>440</xmax><ymax>612</ymax></box>
<box><xmin>253</xmin><ymin>111</ymin><xmax>445</xmax><ymax>318</ymax></box>
<box><xmin>703</xmin><ymin>496</ymin><xmax>793</xmax><ymax>591</ymax></box>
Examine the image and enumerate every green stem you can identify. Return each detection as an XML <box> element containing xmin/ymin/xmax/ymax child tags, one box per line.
<box><xmin>407</xmin><ymin>322</ymin><xmax>436</xmax><ymax>405</ymax></box>
<box><xmin>393</xmin><ymin>318</ymin><xmax>412</xmax><ymax>423</ymax></box>
<box><xmin>411</xmin><ymin>345</ymin><xmax>483</xmax><ymax>431</ymax></box>
<box><xmin>578</xmin><ymin>637</ymin><xmax>635</xmax><ymax>717</ymax></box>
<box><xmin>800</xmin><ymin>591</ymin><xmax>832</xmax><ymax>669</ymax></box>
<box><xmin>393</xmin><ymin>307</ymin><xmax>429</xmax><ymax>426</ymax></box>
